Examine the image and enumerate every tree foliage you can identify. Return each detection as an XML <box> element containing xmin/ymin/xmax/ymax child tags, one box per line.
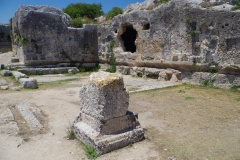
<box><xmin>63</xmin><ymin>2</ymin><xmax>103</xmax><ymax>19</ymax></box>
<box><xmin>106</xmin><ymin>7</ymin><xmax>123</xmax><ymax>19</ymax></box>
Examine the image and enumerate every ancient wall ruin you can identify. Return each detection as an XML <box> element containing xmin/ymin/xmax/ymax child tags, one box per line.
<box><xmin>98</xmin><ymin>0</ymin><xmax>240</xmax><ymax>74</ymax></box>
<box><xmin>12</xmin><ymin>6</ymin><xmax>99</xmax><ymax>66</ymax></box>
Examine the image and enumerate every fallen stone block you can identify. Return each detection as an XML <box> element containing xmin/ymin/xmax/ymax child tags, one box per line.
<box><xmin>19</xmin><ymin>78</ymin><xmax>38</xmax><ymax>89</ymax></box>
<box><xmin>68</xmin><ymin>68</ymin><xmax>78</xmax><ymax>74</ymax></box>
<box><xmin>12</xmin><ymin>71</ymin><xmax>28</xmax><ymax>81</ymax></box>
<box><xmin>73</xmin><ymin>71</ymin><xmax>144</xmax><ymax>155</ymax></box>
<box><xmin>1</xmin><ymin>70</ymin><xmax>12</xmax><ymax>76</ymax></box>
<box><xmin>0</xmin><ymin>86</ymin><xmax>9</xmax><ymax>90</ymax></box>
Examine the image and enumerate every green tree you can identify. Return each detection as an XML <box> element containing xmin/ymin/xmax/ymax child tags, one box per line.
<box><xmin>106</xmin><ymin>7</ymin><xmax>123</xmax><ymax>19</ymax></box>
<box><xmin>63</xmin><ymin>3</ymin><xmax>103</xmax><ymax>19</ymax></box>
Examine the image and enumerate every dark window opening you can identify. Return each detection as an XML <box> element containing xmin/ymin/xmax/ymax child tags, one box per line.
<box><xmin>143</xmin><ymin>23</ymin><xmax>150</xmax><ymax>30</ymax></box>
<box><xmin>121</xmin><ymin>25</ymin><xmax>137</xmax><ymax>53</ymax></box>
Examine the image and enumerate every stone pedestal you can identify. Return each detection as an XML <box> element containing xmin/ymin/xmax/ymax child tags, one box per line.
<box><xmin>73</xmin><ymin>71</ymin><xmax>144</xmax><ymax>155</ymax></box>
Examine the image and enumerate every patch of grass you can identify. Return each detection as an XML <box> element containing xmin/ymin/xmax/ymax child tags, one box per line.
<box><xmin>78</xmin><ymin>63</ymin><xmax>100</xmax><ymax>72</ymax></box>
<box><xmin>189</xmin><ymin>29</ymin><xmax>196</xmax><ymax>37</ymax></box>
<box><xmin>185</xmin><ymin>96</ymin><xmax>195</xmax><ymax>100</ymax></box>
<box><xmin>203</xmin><ymin>79</ymin><xmax>210</xmax><ymax>86</ymax></box>
<box><xmin>36</xmin><ymin>71</ymin><xmax>44</xmax><ymax>75</ymax></box>
<box><xmin>178</xmin><ymin>90</ymin><xmax>185</xmax><ymax>93</ymax></box>
<box><xmin>209</xmin><ymin>67</ymin><xmax>218</xmax><ymax>74</ymax></box>
<box><xmin>15</xmin><ymin>34</ymin><xmax>21</xmax><ymax>42</ymax></box>
<box><xmin>185</xmin><ymin>18</ymin><xmax>190</xmax><ymax>23</ymax></box>
<box><xmin>23</xmin><ymin>138</ymin><xmax>29</xmax><ymax>142</ymax></box>
<box><xmin>230</xmin><ymin>86</ymin><xmax>240</xmax><ymax>92</ymax></box>
<box><xmin>80</xmin><ymin>142</ymin><xmax>98</xmax><ymax>159</ymax></box>
<box><xmin>155</xmin><ymin>0</ymin><xmax>171</xmax><ymax>7</ymax></box>
<box><xmin>20</xmin><ymin>38</ymin><xmax>29</xmax><ymax>46</ymax></box>
<box><xmin>137</xmin><ymin>72</ymin><xmax>143</xmax><ymax>77</ymax></box>
<box><xmin>53</xmin><ymin>69</ymin><xmax>58</xmax><ymax>74</ymax></box>
<box><xmin>67</xmin><ymin>129</ymin><xmax>76</xmax><ymax>140</ymax></box>
<box><xmin>106</xmin><ymin>65</ymin><xmax>116</xmax><ymax>73</ymax></box>
<box><xmin>236</xmin><ymin>98</ymin><xmax>240</xmax><ymax>101</ymax></box>
<box><xmin>18</xmin><ymin>132</ymin><xmax>25</xmax><ymax>135</ymax></box>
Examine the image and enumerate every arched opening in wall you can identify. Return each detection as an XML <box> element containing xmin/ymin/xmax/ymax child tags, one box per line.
<box><xmin>121</xmin><ymin>25</ymin><xmax>137</xmax><ymax>53</ymax></box>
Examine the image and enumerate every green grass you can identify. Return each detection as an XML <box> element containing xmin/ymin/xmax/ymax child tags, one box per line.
<box><xmin>236</xmin><ymin>98</ymin><xmax>240</xmax><ymax>101</ymax></box>
<box><xmin>23</xmin><ymin>138</ymin><xmax>29</xmax><ymax>142</ymax></box>
<box><xmin>230</xmin><ymin>86</ymin><xmax>240</xmax><ymax>92</ymax></box>
<box><xmin>178</xmin><ymin>90</ymin><xmax>185</xmax><ymax>93</ymax></box>
<box><xmin>185</xmin><ymin>96</ymin><xmax>195</xmax><ymax>100</ymax></box>
<box><xmin>80</xmin><ymin>142</ymin><xmax>98</xmax><ymax>159</ymax></box>
<box><xmin>106</xmin><ymin>65</ymin><xmax>116</xmax><ymax>73</ymax></box>
<box><xmin>189</xmin><ymin>29</ymin><xmax>196</xmax><ymax>37</ymax></box>
<box><xmin>67</xmin><ymin>129</ymin><xmax>76</xmax><ymax>140</ymax></box>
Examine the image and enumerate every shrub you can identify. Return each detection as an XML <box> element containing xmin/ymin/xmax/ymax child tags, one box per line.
<box><xmin>70</xmin><ymin>17</ymin><xmax>83</xmax><ymax>28</ymax></box>
<box><xmin>63</xmin><ymin>3</ymin><xmax>103</xmax><ymax>19</ymax></box>
<box><xmin>106</xmin><ymin>7</ymin><xmax>123</xmax><ymax>19</ymax></box>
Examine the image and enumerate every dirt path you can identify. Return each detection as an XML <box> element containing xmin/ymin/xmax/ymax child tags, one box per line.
<box><xmin>0</xmin><ymin>74</ymin><xmax>178</xmax><ymax>160</ymax></box>
<box><xmin>1</xmin><ymin>73</ymin><xmax>240</xmax><ymax>160</ymax></box>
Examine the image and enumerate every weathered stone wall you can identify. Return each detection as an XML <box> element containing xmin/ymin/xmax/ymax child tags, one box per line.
<box><xmin>98</xmin><ymin>0</ymin><xmax>240</xmax><ymax>74</ymax></box>
<box><xmin>12</xmin><ymin>6</ymin><xmax>98</xmax><ymax>65</ymax></box>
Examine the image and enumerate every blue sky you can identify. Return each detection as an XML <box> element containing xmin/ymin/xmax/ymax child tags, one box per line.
<box><xmin>0</xmin><ymin>0</ymin><xmax>144</xmax><ymax>24</ymax></box>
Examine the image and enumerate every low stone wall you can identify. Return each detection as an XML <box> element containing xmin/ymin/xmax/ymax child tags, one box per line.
<box><xmin>18</xmin><ymin>67</ymin><xmax>79</xmax><ymax>75</ymax></box>
<box><xmin>115</xmin><ymin>65</ymin><xmax>240</xmax><ymax>88</ymax></box>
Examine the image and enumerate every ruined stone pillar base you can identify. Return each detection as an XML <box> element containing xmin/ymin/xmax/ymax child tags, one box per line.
<box><xmin>72</xmin><ymin>71</ymin><xmax>145</xmax><ymax>155</ymax></box>
<box><xmin>73</xmin><ymin>113</ymin><xmax>144</xmax><ymax>155</ymax></box>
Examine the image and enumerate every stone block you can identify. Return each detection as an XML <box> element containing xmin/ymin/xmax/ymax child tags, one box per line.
<box><xmin>1</xmin><ymin>70</ymin><xmax>12</xmax><ymax>76</ymax></box>
<box><xmin>19</xmin><ymin>78</ymin><xmax>38</xmax><ymax>89</ymax></box>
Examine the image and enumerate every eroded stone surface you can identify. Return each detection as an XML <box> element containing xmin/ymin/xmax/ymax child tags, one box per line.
<box><xmin>79</xmin><ymin>71</ymin><xmax>129</xmax><ymax>120</ymax></box>
<box><xmin>73</xmin><ymin>71</ymin><xmax>144</xmax><ymax>155</ymax></box>
<box><xmin>16</xmin><ymin>103</ymin><xmax>43</xmax><ymax>130</ymax></box>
